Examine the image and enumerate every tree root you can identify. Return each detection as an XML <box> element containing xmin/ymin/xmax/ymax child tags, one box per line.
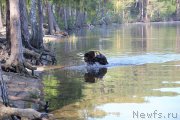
<box><xmin>1</xmin><ymin>39</ymin><xmax>56</xmax><ymax>75</ymax></box>
<box><xmin>1</xmin><ymin>47</ymin><xmax>56</xmax><ymax>74</ymax></box>
<box><xmin>24</xmin><ymin>47</ymin><xmax>57</xmax><ymax>65</ymax></box>
<box><xmin>1</xmin><ymin>61</ymin><xmax>36</xmax><ymax>76</ymax></box>
<box><xmin>0</xmin><ymin>104</ymin><xmax>54</xmax><ymax>120</ymax></box>
<box><xmin>9</xmin><ymin>96</ymin><xmax>46</xmax><ymax>107</ymax></box>
<box><xmin>24</xmin><ymin>48</ymin><xmax>41</xmax><ymax>60</ymax></box>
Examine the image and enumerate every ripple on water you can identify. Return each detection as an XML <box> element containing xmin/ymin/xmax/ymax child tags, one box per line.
<box><xmin>64</xmin><ymin>53</ymin><xmax>180</xmax><ymax>71</ymax></box>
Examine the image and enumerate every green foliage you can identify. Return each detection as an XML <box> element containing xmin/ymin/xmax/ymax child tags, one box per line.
<box><xmin>1</xmin><ymin>0</ymin><xmax>179</xmax><ymax>28</ymax></box>
<box><xmin>44</xmin><ymin>0</ymin><xmax>180</xmax><ymax>29</ymax></box>
<box><xmin>149</xmin><ymin>0</ymin><xmax>176</xmax><ymax>21</ymax></box>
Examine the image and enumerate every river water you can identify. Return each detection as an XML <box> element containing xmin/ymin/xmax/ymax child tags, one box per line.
<box><xmin>43</xmin><ymin>22</ymin><xmax>180</xmax><ymax>120</ymax></box>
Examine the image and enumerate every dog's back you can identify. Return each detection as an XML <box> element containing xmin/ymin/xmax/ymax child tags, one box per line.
<box><xmin>84</xmin><ymin>51</ymin><xmax>108</xmax><ymax>65</ymax></box>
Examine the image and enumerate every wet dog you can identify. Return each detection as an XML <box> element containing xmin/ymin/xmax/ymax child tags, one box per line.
<box><xmin>84</xmin><ymin>51</ymin><xmax>108</xmax><ymax>65</ymax></box>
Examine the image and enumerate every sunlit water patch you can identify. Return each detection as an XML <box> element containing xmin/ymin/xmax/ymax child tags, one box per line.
<box><xmin>153</xmin><ymin>88</ymin><xmax>180</xmax><ymax>94</ymax></box>
<box><xmin>162</xmin><ymin>81</ymin><xmax>180</xmax><ymax>84</ymax></box>
<box><xmin>90</xmin><ymin>96</ymin><xmax>180</xmax><ymax>120</ymax></box>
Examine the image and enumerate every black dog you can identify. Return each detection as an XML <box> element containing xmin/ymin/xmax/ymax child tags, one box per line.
<box><xmin>84</xmin><ymin>51</ymin><xmax>108</xmax><ymax>65</ymax></box>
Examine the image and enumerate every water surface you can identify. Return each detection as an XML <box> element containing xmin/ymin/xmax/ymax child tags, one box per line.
<box><xmin>43</xmin><ymin>22</ymin><xmax>180</xmax><ymax>120</ymax></box>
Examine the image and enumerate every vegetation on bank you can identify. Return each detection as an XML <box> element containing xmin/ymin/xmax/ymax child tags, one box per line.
<box><xmin>0</xmin><ymin>0</ymin><xmax>180</xmax><ymax>32</ymax></box>
<box><xmin>0</xmin><ymin>0</ymin><xmax>180</xmax><ymax>119</ymax></box>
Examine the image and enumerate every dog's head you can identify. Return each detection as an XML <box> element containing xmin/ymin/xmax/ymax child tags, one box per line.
<box><xmin>84</xmin><ymin>51</ymin><xmax>108</xmax><ymax>65</ymax></box>
<box><xmin>84</xmin><ymin>51</ymin><xmax>96</xmax><ymax>64</ymax></box>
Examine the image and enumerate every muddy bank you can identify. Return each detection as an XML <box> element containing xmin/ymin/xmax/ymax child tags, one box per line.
<box><xmin>0</xmin><ymin>65</ymin><xmax>56</xmax><ymax>119</ymax></box>
<box><xmin>2</xmin><ymin>71</ymin><xmax>44</xmax><ymax>109</ymax></box>
<box><xmin>0</xmin><ymin>68</ymin><xmax>52</xmax><ymax>120</ymax></box>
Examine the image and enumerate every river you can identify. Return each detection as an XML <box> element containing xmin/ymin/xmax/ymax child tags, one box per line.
<box><xmin>43</xmin><ymin>22</ymin><xmax>180</xmax><ymax>120</ymax></box>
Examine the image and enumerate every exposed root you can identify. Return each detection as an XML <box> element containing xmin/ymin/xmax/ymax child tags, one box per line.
<box><xmin>24</xmin><ymin>47</ymin><xmax>56</xmax><ymax>65</ymax></box>
<box><xmin>9</xmin><ymin>96</ymin><xmax>46</xmax><ymax>106</ymax></box>
<box><xmin>0</xmin><ymin>104</ymin><xmax>54</xmax><ymax>120</ymax></box>
<box><xmin>1</xmin><ymin>47</ymin><xmax>56</xmax><ymax>72</ymax></box>
<box><xmin>24</xmin><ymin>48</ymin><xmax>41</xmax><ymax>59</ymax></box>
<box><xmin>1</xmin><ymin>61</ymin><xmax>36</xmax><ymax>76</ymax></box>
<box><xmin>1</xmin><ymin>37</ymin><xmax>56</xmax><ymax>75</ymax></box>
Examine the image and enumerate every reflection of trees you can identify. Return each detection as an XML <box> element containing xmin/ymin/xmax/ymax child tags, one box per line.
<box><xmin>43</xmin><ymin>61</ymin><xmax>180</xmax><ymax>119</ymax></box>
<box><xmin>43</xmin><ymin>70</ymin><xmax>84</xmax><ymax>110</ymax></box>
<box><xmin>130</xmin><ymin>24</ymin><xmax>149</xmax><ymax>52</ymax></box>
<box><xmin>152</xmin><ymin>23</ymin><xmax>177</xmax><ymax>52</ymax></box>
<box><xmin>129</xmin><ymin>23</ymin><xmax>179</xmax><ymax>53</ymax></box>
<box><xmin>176</xmin><ymin>24</ymin><xmax>180</xmax><ymax>52</ymax></box>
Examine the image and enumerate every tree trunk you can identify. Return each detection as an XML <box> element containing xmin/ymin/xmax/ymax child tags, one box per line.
<box><xmin>38</xmin><ymin>0</ymin><xmax>43</xmax><ymax>48</ymax></box>
<box><xmin>75</xmin><ymin>10</ymin><xmax>84</xmax><ymax>28</ymax></box>
<box><xmin>101</xmin><ymin>0</ymin><xmax>107</xmax><ymax>18</ymax></box>
<box><xmin>64</xmin><ymin>7</ymin><xmax>68</xmax><ymax>30</ymax></box>
<box><xmin>143</xmin><ymin>0</ymin><xmax>149</xmax><ymax>22</ymax></box>
<box><xmin>75</xmin><ymin>10</ymin><xmax>79</xmax><ymax>27</ymax></box>
<box><xmin>19</xmin><ymin>0</ymin><xmax>32</xmax><ymax>49</ymax></box>
<box><xmin>47</xmin><ymin>1</ymin><xmax>54</xmax><ymax>35</ymax></box>
<box><xmin>0</xmin><ymin>5</ymin><xmax>3</xmax><ymax>30</ymax></box>
<box><xmin>138</xmin><ymin>0</ymin><xmax>149</xmax><ymax>22</ymax></box>
<box><xmin>6</xmin><ymin>0</ymin><xmax>10</xmax><ymax>50</ymax></box>
<box><xmin>176</xmin><ymin>0</ymin><xmax>180</xmax><ymax>20</ymax></box>
<box><xmin>53</xmin><ymin>13</ymin><xmax>61</xmax><ymax>32</ymax></box>
<box><xmin>139</xmin><ymin>0</ymin><xmax>144</xmax><ymax>22</ymax></box>
<box><xmin>5</xmin><ymin>0</ymin><xmax>24</xmax><ymax>70</ymax></box>
<box><xmin>52</xmin><ymin>5</ymin><xmax>60</xmax><ymax>32</ymax></box>
<box><xmin>73</xmin><ymin>8</ymin><xmax>76</xmax><ymax>26</ymax></box>
<box><xmin>30</xmin><ymin>0</ymin><xmax>39</xmax><ymax>48</ymax></box>
<box><xmin>122</xmin><ymin>0</ymin><xmax>125</xmax><ymax>23</ymax></box>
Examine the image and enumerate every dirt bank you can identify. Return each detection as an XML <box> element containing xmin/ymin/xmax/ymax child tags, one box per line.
<box><xmin>1</xmin><ymin>71</ymin><xmax>44</xmax><ymax>109</ymax></box>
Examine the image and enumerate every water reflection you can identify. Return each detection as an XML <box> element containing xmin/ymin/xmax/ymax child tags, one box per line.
<box><xmin>84</xmin><ymin>68</ymin><xmax>107</xmax><ymax>83</ymax></box>
<box><xmin>43</xmin><ymin>22</ymin><xmax>180</xmax><ymax>120</ymax></box>
<box><xmin>43</xmin><ymin>71</ymin><xmax>83</xmax><ymax>110</ymax></box>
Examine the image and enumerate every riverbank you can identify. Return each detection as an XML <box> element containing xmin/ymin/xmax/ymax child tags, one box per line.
<box><xmin>1</xmin><ymin>71</ymin><xmax>44</xmax><ymax>109</ymax></box>
<box><xmin>0</xmin><ymin>67</ymin><xmax>56</xmax><ymax>119</ymax></box>
<box><xmin>0</xmin><ymin>33</ymin><xmax>62</xmax><ymax>119</ymax></box>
